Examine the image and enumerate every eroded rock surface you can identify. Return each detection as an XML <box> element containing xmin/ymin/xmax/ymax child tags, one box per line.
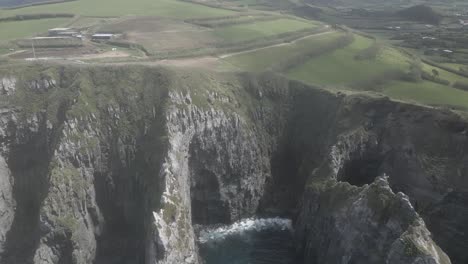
<box><xmin>0</xmin><ymin>65</ymin><xmax>464</xmax><ymax>264</ymax></box>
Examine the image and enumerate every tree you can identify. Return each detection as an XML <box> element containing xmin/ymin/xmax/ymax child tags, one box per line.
<box><xmin>432</xmin><ymin>69</ymin><xmax>439</xmax><ymax>77</ymax></box>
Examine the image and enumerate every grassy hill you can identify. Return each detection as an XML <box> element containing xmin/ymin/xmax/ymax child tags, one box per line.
<box><xmin>0</xmin><ymin>0</ymin><xmax>235</xmax><ymax>18</ymax></box>
<box><xmin>396</xmin><ymin>5</ymin><xmax>442</xmax><ymax>25</ymax></box>
<box><xmin>223</xmin><ymin>31</ymin><xmax>345</xmax><ymax>71</ymax></box>
<box><xmin>0</xmin><ymin>0</ymin><xmax>68</xmax><ymax>8</ymax></box>
<box><xmin>213</xmin><ymin>18</ymin><xmax>316</xmax><ymax>42</ymax></box>
<box><xmin>287</xmin><ymin>35</ymin><xmax>408</xmax><ymax>85</ymax></box>
<box><xmin>224</xmin><ymin>29</ymin><xmax>468</xmax><ymax>110</ymax></box>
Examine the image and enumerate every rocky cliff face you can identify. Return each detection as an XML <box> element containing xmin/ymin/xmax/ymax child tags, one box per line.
<box><xmin>0</xmin><ymin>64</ymin><xmax>465</xmax><ymax>264</ymax></box>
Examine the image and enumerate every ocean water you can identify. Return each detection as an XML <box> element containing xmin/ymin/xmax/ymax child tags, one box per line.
<box><xmin>198</xmin><ymin>218</ymin><xmax>296</xmax><ymax>264</ymax></box>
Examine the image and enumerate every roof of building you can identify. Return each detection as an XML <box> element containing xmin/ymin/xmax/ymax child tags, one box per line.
<box><xmin>92</xmin><ymin>33</ymin><xmax>114</xmax><ymax>37</ymax></box>
<box><xmin>30</xmin><ymin>36</ymin><xmax>74</xmax><ymax>40</ymax></box>
<box><xmin>49</xmin><ymin>28</ymin><xmax>72</xmax><ymax>31</ymax></box>
<box><xmin>57</xmin><ymin>31</ymin><xmax>79</xmax><ymax>34</ymax></box>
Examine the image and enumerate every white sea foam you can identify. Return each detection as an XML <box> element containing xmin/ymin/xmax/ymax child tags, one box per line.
<box><xmin>198</xmin><ymin>218</ymin><xmax>293</xmax><ymax>243</ymax></box>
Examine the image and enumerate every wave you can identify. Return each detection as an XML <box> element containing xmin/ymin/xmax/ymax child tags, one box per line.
<box><xmin>198</xmin><ymin>217</ymin><xmax>293</xmax><ymax>244</ymax></box>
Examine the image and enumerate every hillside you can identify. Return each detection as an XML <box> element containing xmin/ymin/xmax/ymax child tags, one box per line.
<box><xmin>0</xmin><ymin>1</ymin><xmax>467</xmax><ymax>263</ymax></box>
<box><xmin>397</xmin><ymin>4</ymin><xmax>442</xmax><ymax>25</ymax></box>
<box><xmin>0</xmin><ymin>0</ymin><xmax>70</xmax><ymax>8</ymax></box>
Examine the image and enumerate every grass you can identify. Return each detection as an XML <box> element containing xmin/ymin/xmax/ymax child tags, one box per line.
<box><xmin>0</xmin><ymin>45</ymin><xmax>13</xmax><ymax>55</ymax></box>
<box><xmin>287</xmin><ymin>35</ymin><xmax>409</xmax><ymax>86</ymax></box>
<box><xmin>0</xmin><ymin>0</ymin><xmax>235</xmax><ymax>19</ymax></box>
<box><xmin>422</xmin><ymin>62</ymin><xmax>468</xmax><ymax>84</ymax></box>
<box><xmin>213</xmin><ymin>18</ymin><xmax>317</xmax><ymax>42</ymax></box>
<box><xmin>282</xmin><ymin>33</ymin><xmax>468</xmax><ymax>110</ymax></box>
<box><xmin>224</xmin><ymin>31</ymin><xmax>344</xmax><ymax>71</ymax></box>
<box><xmin>440</xmin><ymin>62</ymin><xmax>466</xmax><ymax>71</ymax></box>
<box><xmin>69</xmin><ymin>16</ymin><xmax>109</xmax><ymax>29</ymax></box>
<box><xmin>0</xmin><ymin>18</ymin><xmax>71</xmax><ymax>42</ymax></box>
<box><xmin>383</xmin><ymin>80</ymin><xmax>468</xmax><ymax>110</ymax></box>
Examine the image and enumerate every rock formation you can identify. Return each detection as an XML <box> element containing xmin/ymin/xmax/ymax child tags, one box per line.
<box><xmin>0</xmin><ymin>64</ymin><xmax>465</xmax><ymax>264</ymax></box>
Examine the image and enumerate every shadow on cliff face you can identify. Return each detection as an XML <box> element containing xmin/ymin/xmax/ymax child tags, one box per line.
<box><xmin>1</xmin><ymin>128</ymin><xmax>52</xmax><ymax>264</ymax></box>
<box><xmin>2</xmin><ymin>96</ymin><xmax>70</xmax><ymax>263</ymax></box>
<box><xmin>3</xmin><ymin>118</ymin><xmax>63</xmax><ymax>264</ymax></box>
<box><xmin>259</xmin><ymin>145</ymin><xmax>303</xmax><ymax>217</ymax></box>
<box><xmin>93</xmin><ymin>169</ymin><xmax>146</xmax><ymax>264</ymax></box>
<box><xmin>94</xmin><ymin>124</ymin><xmax>167</xmax><ymax>264</ymax></box>
<box><xmin>425</xmin><ymin>191</ymin><xmax>468</xmax><ymax>264</ymax></box>
<box><xmin>258</xmin><ymin>86</ymin><xmax>344</xmax><ymax>218</ymax></box>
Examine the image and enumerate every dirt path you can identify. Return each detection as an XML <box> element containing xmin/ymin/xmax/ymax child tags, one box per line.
<box><xmin>150</xmin><ymin>56</ymin><xmax>219</xmax><ymax>68</ymax></box>
<box><xmin>1</xmin><ymin>49</ymin><xmax>27</xmax><ymax>58</ymax></box>
<box><xmin>219</xmin><ymin>27</ymin><xmax>332</xmax><ymax>59</ymax></box>
<box><xmin>70</xmin><ymin>50</ymin><xmax>131</xmax><ymax>60</ymax></box>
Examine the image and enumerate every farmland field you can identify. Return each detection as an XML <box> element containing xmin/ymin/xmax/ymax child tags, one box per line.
<box><xmin>422</xmin><ymin>62</ymin><xmax>468</xmax><ymax>85</ymax></box>
<box><xmin>287</xmin><ymin>35</ymin><xmax>409</xmax><ymax>85</ymax></box>
<box><xmin>69</xmin><ymin>17</ymin><xmax>112</xmax><ymax>29</ymax></box>
<box><xmin>0</xmin><ymin>18</ymin><xmax>71</xmax><ymax>41</ymax></box>
<box><xmin>0</xmin><ymin>0</ymin><xmax>235</xmax><ymax>18</ymax></box>
<box><xmin>223</xmin><ymin>31</ymin><xmax>344</xmax><ymax>71</ymax></box>
<box><xmin>213</xmin><ymin>18</ymin><xmax>317</xmax><ymax>42</ymax></box>
<box><xmin>96</xmin><ymin>17</ymin><xmax>217</xmax><ymax>54</ymax></box>
<box><xmin>439</xmin><ymin>63</ymin><xmax>466</xmax><ymax>71</ymax></box>
<box><xmin>383</xmin><ymin>80</ymin><xmax>468</xmax><ymax>110</ymax></box>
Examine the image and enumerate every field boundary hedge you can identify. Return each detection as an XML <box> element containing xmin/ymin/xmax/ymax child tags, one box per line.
<box><xmin>0</xmin><ymin>13</ymin><xmax>74</xmax><ymax>22</ymax></box>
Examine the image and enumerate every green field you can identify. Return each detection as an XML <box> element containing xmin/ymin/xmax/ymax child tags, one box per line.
<box><xmin>383</xmin><ymin>80</ymin><xmax>468</xmax><ymax>110</ymax></box>
<box><xmin>213</xmin><ymin>18</ymin><xmax>317</xmax><ymax>42</ymax></box>
<box><xmin>69</xmin><ymin>17</ymin><xmax>109</xmax><ymax>29</ymax></box>
<box><xmin>422</xmin><ymin>62</ymin><xmax>468</xmax><ymax>85</ymax></box>
<box><xmin>0</xmin><ymin>0</ymin><xmax>235</xmax><ymax>18</ymax></box>
<box><xmin>440</xmin><ymin>63</ymin><xmax>466</xmax><ymax>71</ymax></box>
<box><xmin>0</xmin><ymin>18</ymin><xmax>71</xmax><ymax>41</ymax></box>
<box><xmin>0</xmin><ymin>46</ymin><xmax>11</xmax><ymax>55</ymax></box>
<box><xmin>287</xmin><ymin>35</ymin><xmax>409</xmax><ymax>86</ymax></box>
<box><xmin>224</xmin><ymin>31</ymin><xmax>344</xmax><ymax>71</ymax></box>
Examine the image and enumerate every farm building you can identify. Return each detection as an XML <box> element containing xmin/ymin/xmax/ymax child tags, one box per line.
<box><xmin>92</xmin><ymin>33</ymin><xmax>114</xmax><ymax>40</ymax></box>
<box><xmin>17</xmin><ymin>37</ymin><xmax>83</xmax><ymax>48</ymax></box>
<box><xmin>57</xmin><ymin>31</ymin><xmax>80</xmax><ymax>37</ymax></box>
<box><xmin>49</xmin><ymin>28</ymin><xmax>71</xmax><ymax>36</ymax></box>
<box><xmin>49</xmin><ymin>28</ymin><xmax>80</xmax><ymax>37</ymax></box>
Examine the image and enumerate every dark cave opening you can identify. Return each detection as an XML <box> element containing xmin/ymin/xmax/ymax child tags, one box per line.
<box><xmin>190</xmin><ymin>168</ymin><xmax>230</xmax><ymax>225</ymax></box>
<box><xmin>337</xmin><ymin>155</ymin><xmax>383</xmax><ymax>187</ymax></box>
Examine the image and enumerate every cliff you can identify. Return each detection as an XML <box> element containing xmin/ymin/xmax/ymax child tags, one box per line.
<box><xmin>0</xmin><ymin>64</ymin><xmax>465</xmax><ymax>264</ymax></box>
